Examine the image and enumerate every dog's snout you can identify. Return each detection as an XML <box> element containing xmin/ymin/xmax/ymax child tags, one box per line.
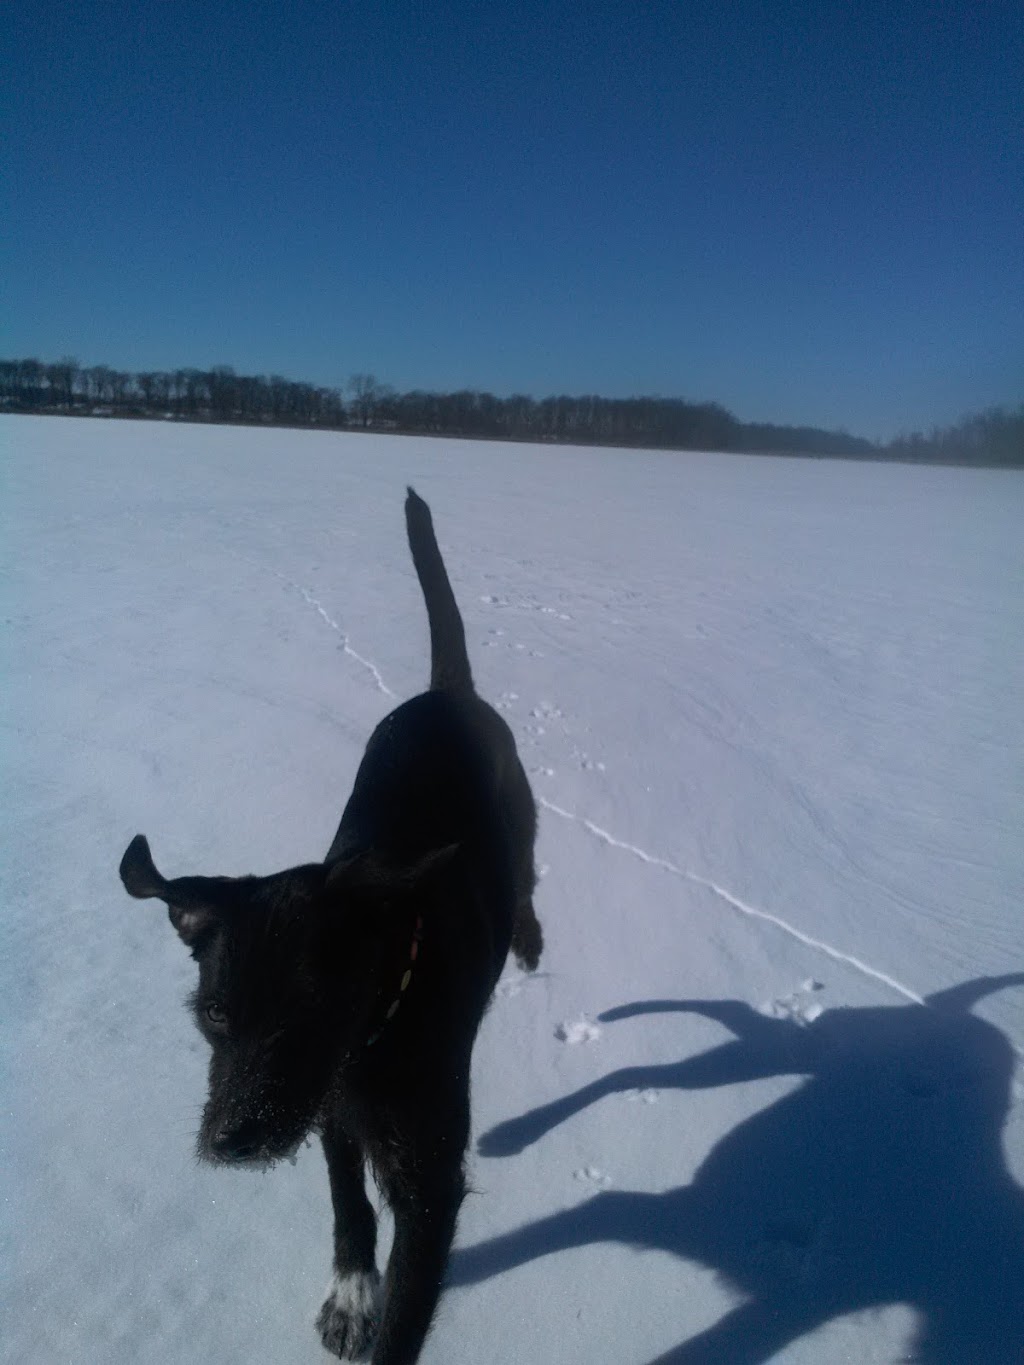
<box><xmin>210</xmin><ymin>1124</ymin><xmax>261</xmax><ymax>1162</ymax></box>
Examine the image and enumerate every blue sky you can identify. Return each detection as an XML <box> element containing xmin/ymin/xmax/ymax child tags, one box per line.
<box><xmin>4</xmin><ymin>0</ymin><xmax>1021</xmax><ymax>438</ymax></box>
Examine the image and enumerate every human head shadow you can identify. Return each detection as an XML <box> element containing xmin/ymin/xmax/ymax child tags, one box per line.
<box><xmin>452</xmin><ymin>975</ymin><xmax>1024</xmax><ymax>1363</ymax></box>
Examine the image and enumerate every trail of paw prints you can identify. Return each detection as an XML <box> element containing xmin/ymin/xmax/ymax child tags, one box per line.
<box><xmin>530</xmin><ymin>701</ymin><xmax>563</xmax><ymax>721</ymax></box>
<box><xmin>493</xmin><ymin>692</ymin><xmax>555</xmax><ymax>776</ymax></box>
<box><xmin>494</xmin><ymin>691</ymin><xmax>554</xmax><ymax>775</ymax></box>
<box><xmin>480</xmin><ymin>592</ymin><xmax>572</xmax><ymax>623</ymax></box>
<box><xmin>525</xmin><ymin>701</ymin><xmax>558</xmax><ymax>734</ymax></box>
<box><xmin>764</xmin><ymin>978</ymin><xmax>825</xmax><ymax>1026</ymax></box>
<box><xmin>555</xmin><ymin>1015</ymin><xmax>602</xmax><ymax>1045</ymax></box>
<box><xmin>481</xmin><ymin>626</ymin><xmax>544</xmax><ymax>658</ymax></box>
<box><xmin>492</xmin><ymin>687</ymin><xmax>603</xmax><ymax>779</ymax></box>
<box><xmin>523</xmin><ymin>699</ymin><xmax>565</xmax><ymax>746</ymax></box>
<box><xmin>572</xmin><ymin>744</ymin><xmax>605</xmax><ymax>773</ymax></box>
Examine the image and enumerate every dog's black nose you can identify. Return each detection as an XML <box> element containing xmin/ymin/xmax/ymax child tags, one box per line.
<box><xmin>211</xmin><ymin>1125</ymin><xmax>262</xmax><ymax>1161</ymax></box>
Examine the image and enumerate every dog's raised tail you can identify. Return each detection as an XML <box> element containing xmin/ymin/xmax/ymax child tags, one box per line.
<box><xmin>405</xmin><ymin>487</ymin><xmax>474</xmax><ymax>694</ymax></box>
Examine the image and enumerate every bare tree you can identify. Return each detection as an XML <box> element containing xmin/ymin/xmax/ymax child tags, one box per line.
<box><xmin>349</xmin><ymin>373</ymin><xmax>381</xmax><ymax>427</ymax></box>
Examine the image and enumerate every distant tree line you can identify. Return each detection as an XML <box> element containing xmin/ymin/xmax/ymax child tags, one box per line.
<box><xmin>0</xmin><ymin>358</ymin><xmax>345</xmax><ymax>429</ymax></box>
<box><xmin>1</xmin><ymin>356</ymin><xmax>1020</xmax><ymax>465</ymax></box>
<box><xmin>886</xmin><ymin>405</ymin><xmax>1024</xmax><ymax>467</ymax></box>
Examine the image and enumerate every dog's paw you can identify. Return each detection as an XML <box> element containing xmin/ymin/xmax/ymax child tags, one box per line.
<box><xmin>316</xmin><ymin>1270</ymin><xmax>381</xmax><ymax>1360</ymax></box>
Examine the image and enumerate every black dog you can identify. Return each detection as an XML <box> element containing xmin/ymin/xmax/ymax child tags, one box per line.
<box><xmin>119</xmin><ymin>488</ymin><xmax>542</xmax><ymax>1364</ymax></box>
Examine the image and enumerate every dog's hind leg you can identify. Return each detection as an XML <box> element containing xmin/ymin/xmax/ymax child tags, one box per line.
<box><xmin>511</xmin><ymin>896</ymin><xmax>543</xmax><ymax>973</ymax></box>
<box><xmin>506</xmin><ymin>756</ymin><xmax>542</xmax><ymax>973</ymax></box>
<box><xmin>317</xmin><ymin>1122</ymin><xmax>381</xmax><ymax>1361</ymax></box>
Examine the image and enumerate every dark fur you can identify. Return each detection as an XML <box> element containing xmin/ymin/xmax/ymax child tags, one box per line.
<box><xmin>120</xmin><ymin>488</ymin><xmax>542</xmax><ymax>1364</ymax></box>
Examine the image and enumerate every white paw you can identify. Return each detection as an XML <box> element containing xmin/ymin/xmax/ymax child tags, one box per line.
<box><xmin>316</xmin><ymin>1269</ymin><xmax>381</xmax><ymax>1360</ymax></box>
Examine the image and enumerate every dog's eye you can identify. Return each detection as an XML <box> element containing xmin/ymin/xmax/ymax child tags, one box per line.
<box><xmin>204</xmin><ymin>1002</ymin><xmax>228</xmax><ymax>1028</ymax></box>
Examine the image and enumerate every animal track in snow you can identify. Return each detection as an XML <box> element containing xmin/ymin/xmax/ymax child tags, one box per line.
<box><xmin>495</xmin><ymin>974</ymin><xmax>527</xmax><ymax>1000</ymax></box>
<box><xmin>555</xmin><ymin>1015</ymin><xmax>602</xmax><ymax>1045</ymax></box>
<box><xmin>764</xmin><ymin>979</ymin><xmax>826</xmax><ymax>1026</ymax></box>
<box><xmin>495</xmin><ymin>970</ymin><xmax>551</xmax><ymax>1000</ymax></box>
<box><xmin>573</xmin><ymin>1166</ymin><xmax>613</xmax><ymax>1186</ymax></box>
<box><xmin>479</xmin><ymin>592</ymin><xmax>572</xmax><ymax>622</ymax></box>
<box><xmin>537</xmin><ymin>796</ymin><xmax>928</xmax><ymax>1009</ymax></box>
<box><xmin>289</xmin><ymin>583</ymin><xmax>395</xmax><ymax>697</ymax></box>
<box><xmin>495</xmin><ymin>690</ymin><xmax>518</xmax><ymax>711</ymax></box>
<box><xmin>625</xmin><ymin>1089</ymin><xmax>660</xmax><ymax>1105</ymax></box>
<box><xmin>483</xmin><ymin>639</ymin><xmax>544</xmax><ymax>657</ymax></box>
<box><xmin>572</xmin><ymin>746</ymin><xmax>606</xmax><ymax>772</ymax></box>
<box><xmin>529</xmin><ymin>765</ymin><xmax>556</xmax><ymax>778</ymax></box>
<box><xmin>530</xmin><ymin>701</ymin><xmax>562</xmax><ymax>721</ymax></box>
<box><xmin>218</xmin><ymin>545</ymin><xmax>400</xmax><ymax>701</ymax></box>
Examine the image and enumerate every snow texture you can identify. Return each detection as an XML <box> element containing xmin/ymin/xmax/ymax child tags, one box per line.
<box><xmin>3</xmin><ymin>415</ymin><xmax>1023</xmax><ymax>1363</ymax></box>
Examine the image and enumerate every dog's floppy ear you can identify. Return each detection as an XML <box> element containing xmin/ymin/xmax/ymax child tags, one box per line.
<box><xmin>326</xmin><ymin>843</ymin><xmax>459</xmax><ymax>898</ymax></box>
<box><xmin>119</xmin><ymin>834</ymin><xmax>220</xmax><ymax>947</ymax></box>
<box><xmin>120</xmin><ymin>834</ymin><xmax>168</xmax><ymax>899</ymax></box>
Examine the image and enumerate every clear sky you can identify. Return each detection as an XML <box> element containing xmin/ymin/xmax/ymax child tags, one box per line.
<box><xmin>4</xmin><ymin>0</ymin><xmax>1021</xmax><ymax>439</ymax></box>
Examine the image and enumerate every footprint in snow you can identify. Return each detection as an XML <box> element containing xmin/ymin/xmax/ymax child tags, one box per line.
<box><xmin>764</xmin><ymin>979</ymin><xmax>826</xmax><ymax>1027</ymax></box>
<box><xmin>573</xmin><ymin>1166</ymin><xmax>612</xmax><ymax>1186</ymax></box>
<box><xmin>625</xmin><ymin>1089</ymin><xmax>660</xmax><ymax>1105</ymax></box>
<box><xmin>495</xmin><ymin>970</ymin><xmax>552</xmax><ymax>1001</ymax></box>
<box><xmin>556</xmin><ymin>1016</ymin><xmax>602</xmax><ymax>1045</ymax></box>
<box><xmin>530</xmin><ymin>701</ymin><xmax>562</xmax><ymax>720</ymax></box>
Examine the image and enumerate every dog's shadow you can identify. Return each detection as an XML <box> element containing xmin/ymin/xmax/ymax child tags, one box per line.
<box><xmin>451</xmin><ymin>975</ymin><xmax>1024</xmax><ymax>1363</ymax></box>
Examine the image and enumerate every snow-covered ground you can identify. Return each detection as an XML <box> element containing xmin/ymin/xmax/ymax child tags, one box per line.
<box><xmin>3</xmin><ymin>414</ymin><xmax>1023</xmax><ymax>1364</ymax></box>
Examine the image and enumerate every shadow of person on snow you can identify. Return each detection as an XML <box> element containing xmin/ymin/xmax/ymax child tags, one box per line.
<box><xmin>451</xmin><ymin>975</ymin><xmax>1024</xmax><ymax>1364</ymax></box>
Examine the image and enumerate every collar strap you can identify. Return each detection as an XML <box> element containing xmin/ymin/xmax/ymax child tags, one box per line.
<box><xmin>366</xmin><ymin>914</ymin><xmax>424</xmax><ymax>1048</ymax></box>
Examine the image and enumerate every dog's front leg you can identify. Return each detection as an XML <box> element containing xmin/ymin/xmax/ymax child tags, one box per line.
<box><xmin>371</xmin><ymin>1158</ymin><xmax>467</xmax><ymax>1365</ymax></box>
<box><xmin>317</xmin><ymin>1121</ymin><xmax>381</xmax><ymax>1361</ymax></box>
<box><xmin>370</xmin><ymin>1082</ymin><xmax>471</xmax><ymax>1365</ymax></box>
